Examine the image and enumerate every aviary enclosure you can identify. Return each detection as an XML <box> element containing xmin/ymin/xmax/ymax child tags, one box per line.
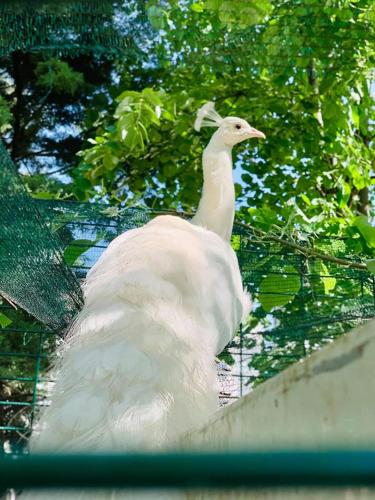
<box><xmin>1</xmin><ymin>143</ymin><xmax>375</xmax><ymax>449</ymax></box>
<box><xmin>0</xmin><ymin>0</ymin><xmax>374</xmax><ymax>491</ymax></box>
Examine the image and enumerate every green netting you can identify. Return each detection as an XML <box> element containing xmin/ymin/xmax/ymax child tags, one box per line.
<box><xmin>1</xmin><ymin>162</ymin><xmax>375</xmax><ymax>449</ymax></box>
<box><xmin>0</xmin><ymin>0</ymin><xmax>130</xmax><ymax>57</ymax></box>
<box><xmin>0</xmin><ymin>142</ymin><xmax>83</xmax><ymax>330</ymax></box>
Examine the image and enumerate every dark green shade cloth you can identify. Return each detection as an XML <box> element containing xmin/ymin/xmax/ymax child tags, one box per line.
<box><xmin>0</xmin><ymin>142</ymin><xmax>83</xmax><ymax>330</ymax></box>
<box><xmin>0</xmin><ymin>1</ymin><xmax>129</xmax><ymax>57</ymax></box>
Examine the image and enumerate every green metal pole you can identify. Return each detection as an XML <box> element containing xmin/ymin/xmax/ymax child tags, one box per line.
<box><xmin>2</xmin><ymin>451</ymin><xmax>375</xmax><ymax>490</ymax></box>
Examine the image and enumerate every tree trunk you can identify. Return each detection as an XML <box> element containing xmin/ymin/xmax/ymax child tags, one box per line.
<box><xmin>10</xmin><ymin>51</ymin><xmax>24</xmax><ymax>163</ymax></box>
<box><xmin>357</xmin><ymin>134</ymin><xmax>371</xmax><ymax>215</ymax></box>
<box><xmin>307</xmin><ymin>60</ymin><xmax>323</xmax><ymax>128</ymax></box>
<box><xmin>358</xmin><ymin>188</ymin><xmax>369</xmax><ymax>215</ymax></box>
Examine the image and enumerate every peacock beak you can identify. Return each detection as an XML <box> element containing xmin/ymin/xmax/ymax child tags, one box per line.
<box><xmin>248</xmin><ymin>127</ymin><xmax>265</xmax><ymax>139</ymax></box>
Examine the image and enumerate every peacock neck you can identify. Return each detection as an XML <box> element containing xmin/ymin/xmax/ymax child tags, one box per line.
<box><xmin>192</xmin><ymin>134</ymin><xmax>235</xmax><ymax>242</ymax></box>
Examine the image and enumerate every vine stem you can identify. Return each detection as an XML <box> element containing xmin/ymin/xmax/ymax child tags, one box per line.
<box><xmin>237</xmin><ymin>222</ymin><xmax>367</xmax><ymax>270</ymax></box>
<box><xmin>151</xmin><ymin>209</ymin><xmax>368</xmax><ymax>271</ymax></box>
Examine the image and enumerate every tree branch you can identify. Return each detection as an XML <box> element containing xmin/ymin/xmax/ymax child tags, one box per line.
<box><xmin>238</xmin><ymin>223</ymin><xmax>367</xmax><ymax>270</ymax></box>
<box><xmin>10</xmin><ymin>51</ymin><xmax>23</xmax><ymax>162</ymax></box>
<box><xmin>151</xmin><ymin>210</ymin><xmax>368</xmax><ymax>271</ymax></box>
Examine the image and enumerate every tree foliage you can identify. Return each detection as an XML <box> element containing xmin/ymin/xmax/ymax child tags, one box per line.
<box><xmin>0</xmin><ymin>1</ymin><xmax>151</xmax><ymax>192</ymax></box>
<box><xmin>4</xmin><ymin>0</ymin><xmax>373</xmax><ymax>238</ymax></box>
<box><xmin>35</xmin><ymin>59</ymin><xmax>85</xmax><ymax>96</ymax></box>
<box><xmin>73</xmin><ymin>0</ymin><xmax>375</xmax><ymax>242</ymax></box>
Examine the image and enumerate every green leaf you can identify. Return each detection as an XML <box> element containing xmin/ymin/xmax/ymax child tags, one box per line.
<box><xmin>338</xmin><ymin>180</ymin><xmax>351</xmax><ymax>208</ymax></box>
<box><xmin>366</xmin><ymin>260</ymin><xmax>375</xmax><ymax>275</ymax></box>
<box><xmin>103</xmin><ymin>150</ymin><xmax>119</xmax><ymax>171</ymax></box>
<box><xmin>231</xmin><ymin>234</ymin><xmax>241</xmax><ymax>251</ymax></box>
<box><xmin>191</xmin><ymin>3</ymin><xmax>204</xmax><ymax>12</ymax></box>
<box><xmin>354</xmin><ymin>216</ymin><xmax>375</xmax><ymax>248</ymax></box>
<box><xmin>32</xmin><ymin>191</ymin><xmax>55</xmax><ymax>200</ymax></box>
<box><xmin>351</xmin><ymin>106</ymin><xmax>359</xmax><ymax>129</ymax></box>
<box><xmin>0</xmin><ymin>312</ymin><xmax>12</xmax><ymax>328</ymax></box>
<box><xmin>300</xmin><ymin>194</ymin><xmax>311</xmax><ymax>206</ymax></box>
<box><xmin>35</xmin><ymin>59</ymin><xmax>84</xmax><ymax>96</ymax></box>
<box><xmin>218</xmin><ymin>350</ymin><xmax>235</xmax><ymax>366</ymax></box>
<box><xmin>206</xmin><ymin>0</ymin><xmax>222</xmax><ymax>8</ymax></box>
<box><xmin>141</xmin><ymin>88</ymin><xmax>163</xmax><ymax>107</ymax></box>
<box><xmin>63</xmin><ymin>239</ymin><xmax>96</xmax><ymax>266</ymax></box>
<box><xmin>259</xmin><ymin>265</ymin><xmax>301</xmax><ymax>312</ymax></box>
<box><xmin>124</xmin><ymin>127</ymin><xmax>141</xmax><ymax>150</ymax></box>
<box><xmin>147</xmin><ymin>6</ymin><xmax>167</xmax><ymax>30</ymax></box>
<box><xmin>320</xmin><ymin>262</ymin><xmax>336</xmax><ymax>295</ymax></box>
<box><xmin>0</xmin><ymin>95</ymin><xmax>12</xmax><ymax>133</ymax></box>
<box><xmin>248</xmin><ymin>205</ymin><xmax>279</xmax><ymax>231</ymax></box>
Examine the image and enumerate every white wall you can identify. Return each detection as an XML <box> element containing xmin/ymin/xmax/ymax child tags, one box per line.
<box><xmin>180</xmin><ymin>319</ymin><xmax>375</xmax><ymax>499</ymax></box>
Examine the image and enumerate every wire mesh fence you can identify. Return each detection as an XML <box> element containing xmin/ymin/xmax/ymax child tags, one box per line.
<box><xmin>1</xmin><ymin>198</ymin><xmax>375</xmax><ymax>451</ymax></box>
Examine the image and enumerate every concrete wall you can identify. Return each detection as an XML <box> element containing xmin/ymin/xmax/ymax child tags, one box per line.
<box><xmin>180</xmin><ymin>319</ymin><xmax>375</xmax><ymax>499</ymax></box>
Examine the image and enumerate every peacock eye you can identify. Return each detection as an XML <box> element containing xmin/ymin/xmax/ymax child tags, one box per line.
<box><xmin>235</xmin><ymin>124</ymin><xmax>241</xmax><ymax>130</ymax></box>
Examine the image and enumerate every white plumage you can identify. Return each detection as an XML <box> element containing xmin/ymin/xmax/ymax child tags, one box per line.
<box><xmin>26</xmin><ymin>103</ymin><xmax>264</xmax><ymax>496</ymax></box>
<box><xmin>32</xmin><ymin>215</ymin><xmax>249</xmax><ymax>452</ymax></box>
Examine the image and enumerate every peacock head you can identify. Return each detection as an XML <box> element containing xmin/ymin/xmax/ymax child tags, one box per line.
<box><xmin>194</xmin><ymin>102</ymin><xmax>265</xmax><ymax>147</ymax></box>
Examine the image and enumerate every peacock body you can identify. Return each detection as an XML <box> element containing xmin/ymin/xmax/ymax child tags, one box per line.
<box><xmin>31</xmin><ymin>214</ymin><xmax>250</xmax><ymax>452</ymax></box>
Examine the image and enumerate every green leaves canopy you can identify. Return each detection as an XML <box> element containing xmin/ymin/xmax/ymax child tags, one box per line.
<box><xmin>75</xmin><ymin>0</ymin><xmax>374</xmax><ymax>237</ymax></box>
